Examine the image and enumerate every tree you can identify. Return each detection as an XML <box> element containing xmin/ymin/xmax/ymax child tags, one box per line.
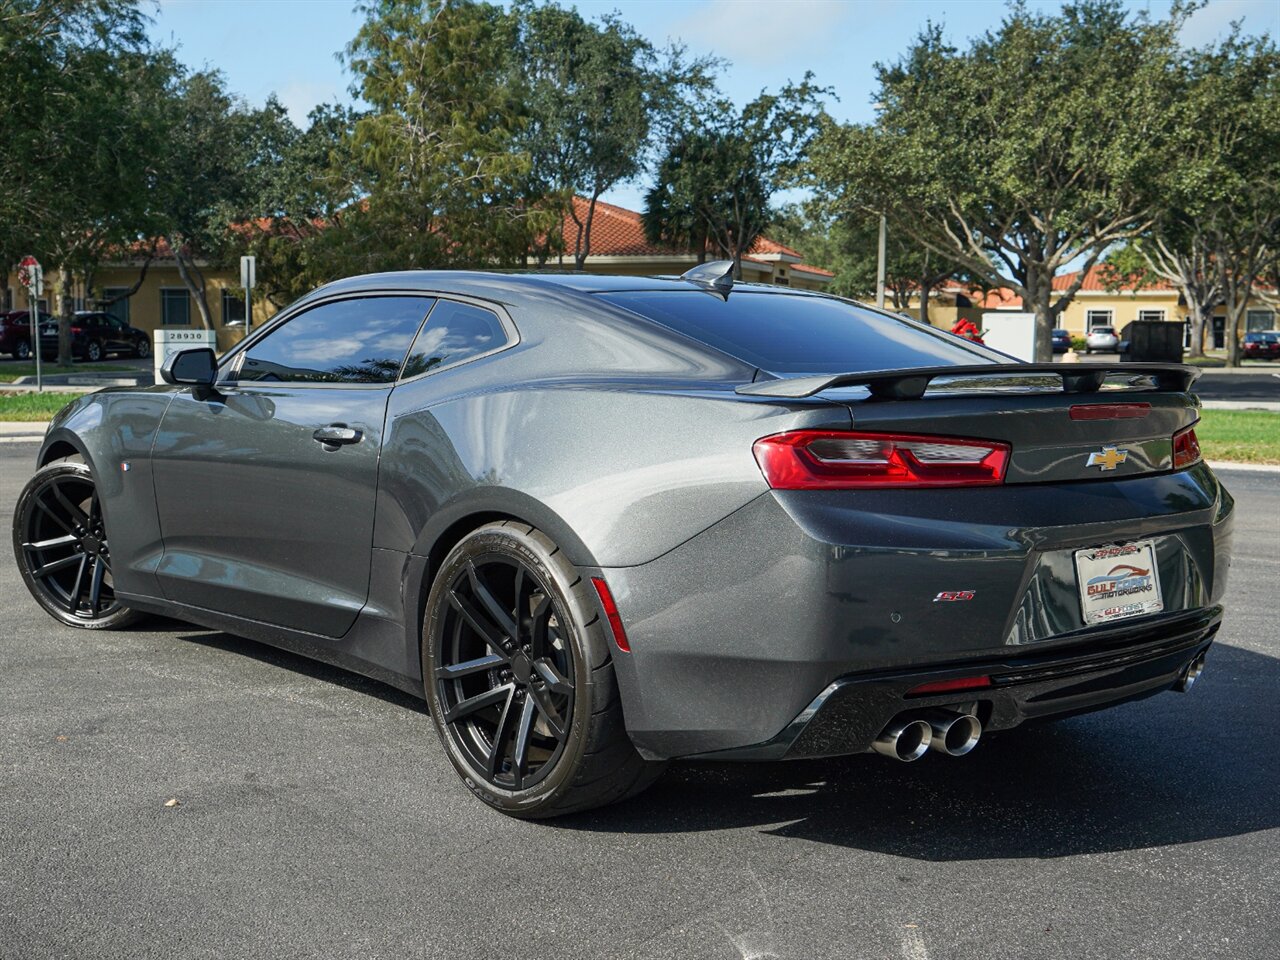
<box><xmin>513</xmin><ymin>1</ymin><xmax>715</xmax><ymax>268</ymax></box>
<box><xmin>0</xmin><ymin>0</ymin><xmax>157</xmax><ymax>361</ymax></box>
<box><xmin>1104</xmin><ymin>237</ymin><xmax>1221</xmax><ymax>357</ymax></box>
<box><xmin>810</xmin><ymin>1</ymin><xmax>1187</xmax><ymax>361</ymax></box>
<box><xmin>772</xmin><ymin>204</ymin><xmax>975</xmax><ymax>323</ymax></box>
<box><xmin>340</xmin><ymin>0</ymin><xmax>556</xmax><ymax>272</ymax></box>
<box><xmin>643</xmin><ymin>77</ymin><xmax>829</xmax><ymax>278</ymax></box>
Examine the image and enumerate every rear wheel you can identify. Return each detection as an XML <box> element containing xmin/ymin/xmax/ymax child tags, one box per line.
<box><xmin>15</xmin><ymin>340</ymin><xmax>31</xmax><ymax>361</ymax></box>
<box><xmin>422</xmin><ymin>521</ymin><xmax>663</xmax><ymax>818</ymax></box>
<box><xmin>12</xmin><ymin>460</ymin><xmax>142</xmax><ymax>630</ymax></box>
<box><xmin>85</xmin><ymin>340</ymin><xmax>103</xmax><ymax>362</ymax></box>
<box><xmin>135</xmin><ymin>338</ymin><xmax>151</xmax><ymax>359</ymax></box>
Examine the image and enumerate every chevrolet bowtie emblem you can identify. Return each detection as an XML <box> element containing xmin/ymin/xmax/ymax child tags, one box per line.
<box><xmin>1087</xmin><ymin>446</ymin><xmax>1129</xmax><ymax>471</ymax></box>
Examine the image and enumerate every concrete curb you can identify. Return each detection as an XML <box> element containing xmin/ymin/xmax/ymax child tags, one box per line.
<box><xmin>1207</xmin><ymin>460</ymin><xmax>1280</xmax><ymax>473</ymax></box>
<box><xmin>1201</xmin><ymin>401</ymin><xmax>1280</xmax><ymax>412</ymax></box>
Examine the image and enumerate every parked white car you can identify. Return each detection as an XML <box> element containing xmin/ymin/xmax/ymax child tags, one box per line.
<box><xmin>1085</xmin><ymin>326</ymin><xmax>1119</xmax><ymax>353</ymax></box>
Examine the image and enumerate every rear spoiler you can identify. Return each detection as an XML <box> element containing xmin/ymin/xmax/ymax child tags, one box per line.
<box><xmin>734</xmin><ymin>363</ymin><xmax>1201</xmax><ymax>401</ymax></box>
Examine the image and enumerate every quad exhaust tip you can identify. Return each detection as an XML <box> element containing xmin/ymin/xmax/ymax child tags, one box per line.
<box><xmin>923</xmin><ymin>710</ymin><xmax>982</xmax><ymax>757</ymax></box>
<box><xmin>874</xmin><ymin>710</ymin><xmax>982</xmax><ymax>762</ymax></box>
<box><xmin>872</xmin><ymin>718</ymin><xmax>933</xmax><ymax>762</ymax></box>
<box><xmin>1176</xmin><ymin>653</ymin><xmax>1207</xmax><ymax>693</ymax></box>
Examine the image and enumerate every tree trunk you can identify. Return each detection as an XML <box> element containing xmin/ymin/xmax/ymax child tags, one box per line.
<box><xmin>171</xmin><ymin>242</ymin><xmax>213</xmax><ymax>330</ymax></box>
<box><xmin>1224</xmin><ymin>298</ymin><xmax>1245</xmax><ymax>367</ymax></box>
<box><xmin>573</xmin><ymin>192</ymin><xmax>602</xmax><ymax>271</ymax></box>
<box><xmin>1026</xmin><ymin>270</ymin><xmax>1055</xmax><ymax>363</ymax></box>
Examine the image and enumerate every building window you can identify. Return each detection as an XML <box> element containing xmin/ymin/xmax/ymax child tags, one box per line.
<box><xmin>221</xmin><ymin>289</ymin><xmax>246</xmax><ymax>326</ymax></box>
<box><xmin>3</xmin><ymin>287</ymin><xmax>12</xmax><ymax>311</ymax></box>
<box><xmin>1086</xmin><ymin>309</ymin><xmax>1113</xmax><ymax>330</ymax></box>
<box><xmin>1137</xmin><ymin>309</ymin><xmax>1165</xmax><ymax>323</ymax></box>
<box><xmin>1246</xmin><ymin>309</ymin><xmax>1275</xmax><ymax>332</ymax></box>
<box><xmin>102</xmin><ymin>288</ymin><xmax>131</xmax><ymax>325</ymax></box>
<box><xmin>161</xmin><ymin>288</ymin><xmax>190</xmax><ymax>326</ymax></box>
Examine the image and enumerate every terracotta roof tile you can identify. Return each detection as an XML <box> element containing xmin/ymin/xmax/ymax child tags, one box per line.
<box><xmin>1052</xmin><ymin>265</ymin><xmax>1176</xmax><ymax>293</ymax></box>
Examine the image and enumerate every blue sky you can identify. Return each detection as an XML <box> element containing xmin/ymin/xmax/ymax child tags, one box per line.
<box><xmin>150</xmin><ymin>0</ymin><xmax>1279</xmax><ymax>211</ymax></box>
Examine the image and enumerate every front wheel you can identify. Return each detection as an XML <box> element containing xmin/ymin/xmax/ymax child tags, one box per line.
<box><xmin>12</xmin><ymin>460</ymin><xmax>142</xmax><ymax>629</ymax></box>
<box><xmin>422</xmin><ymin>521</ymin><xmax>663</xmax><ymax>818</ymax></box>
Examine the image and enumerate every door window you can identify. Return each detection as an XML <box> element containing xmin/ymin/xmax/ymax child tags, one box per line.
<box><xmin>234</xmin><ymin>296</ymin><xmax>435</xmax><ymax>384</ymax></box>
<box><xmin>401</xmin><ymin>299</ymin><xmax>509</xmax><ymax>379</ymax></box>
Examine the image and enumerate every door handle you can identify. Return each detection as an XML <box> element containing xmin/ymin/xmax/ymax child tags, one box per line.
<box><xmin>312</xmin><ymin>424</ymin><xmax>362</xmax><ymax>448</ymax></box>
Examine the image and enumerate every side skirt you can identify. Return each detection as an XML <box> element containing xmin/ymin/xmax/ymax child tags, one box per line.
<box><xmin>116</xmin><ymin>591</ymin><xmax>425</xmax><ymax>699</ymax></box>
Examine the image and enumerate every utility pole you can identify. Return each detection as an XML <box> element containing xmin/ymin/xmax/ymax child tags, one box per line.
<box><xmin>875</xmin><ymin>214</ymin><xmax>887</xmax><ymax>310</ymax></box>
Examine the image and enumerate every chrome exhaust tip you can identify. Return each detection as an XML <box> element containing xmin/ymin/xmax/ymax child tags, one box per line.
<box><xmin>872</xmin><ymin>718</ymin><xmax>932</xmax><ymax>762</ymax></box>
<box><xmin>923</xmin><ymin>710</ymin><xmax>982</xmax><ymax>757</ymax></box>
<box><xmin>1176</xmin><ymin>653</ymin><xmax>1206</xmax><ymax>693</ymax></box>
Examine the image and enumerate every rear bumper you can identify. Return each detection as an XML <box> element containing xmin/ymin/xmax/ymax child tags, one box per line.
<box><xmin>698</xmin><ymin>607</ymin><xmax>1219</xmax><ymax>760</ymax></box>
<box><xmin>604</xmin><ymin>463</ymin><xmax>1233</xmax><ymax>760</ymax></box>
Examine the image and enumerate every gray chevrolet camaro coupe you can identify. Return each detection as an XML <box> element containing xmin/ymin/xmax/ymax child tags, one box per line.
<box><xmin>11</xmin><ymin>264</ymin><xmax>1232</xmax><ymax>818</ymax></box>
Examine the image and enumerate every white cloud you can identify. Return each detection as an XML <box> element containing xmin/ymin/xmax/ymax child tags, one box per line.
<box><xmin>671</xmin><ymin>0</ymin><xmax>854</xmax><ymax>69</ymax></box>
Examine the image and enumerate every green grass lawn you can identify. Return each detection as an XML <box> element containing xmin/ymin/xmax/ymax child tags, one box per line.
<box><xmin>0</xmin><ymin>392</ymin><xmax>82</xmax><ymax>421</ymax></box>
<box><xmin>1195</xmin><ymin>409</ymin><xmax>1280</xmax><ymax>464</ymax></box>
<box><xmin>0</xmin><ymin>362</ymin><xmax>133</xmax><ymax>383</ymax></box>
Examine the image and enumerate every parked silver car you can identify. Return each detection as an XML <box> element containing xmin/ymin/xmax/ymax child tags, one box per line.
<box><xmin>1086</xmin><ymin>326</ymin><xmax>1119</xmax><ymax>353</ymax></box>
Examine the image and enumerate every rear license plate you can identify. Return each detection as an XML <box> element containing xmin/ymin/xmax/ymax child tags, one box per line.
<box><xmin>1074</xmin><ymin>540</ymin><xmax>1163</xmax><ymax>626</ymax></box>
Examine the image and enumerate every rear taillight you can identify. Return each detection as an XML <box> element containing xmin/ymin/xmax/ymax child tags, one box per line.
<box><xmin>70</xmin><ymin>326</ymin><xmax>84</xmax><ymax>335</ymax></box>
<box><xmin>1070</xmin><ymin>403</ymin><xmax>1150</xmax><ymax>420</ymax></box>
<box><xmin>753</xmin><ymin>431</ymin><xmax>1010</xmax><ymax>489</ymax></box>
<box><xmin>1172</xmin><ymin>423</ymin><xmax>1201</xmax><ymax>470</ymax></box>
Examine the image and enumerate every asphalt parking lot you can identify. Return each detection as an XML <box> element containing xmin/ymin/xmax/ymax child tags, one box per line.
<box><xmin>1</xmin><ymin>442</ymin><xmax>1277</xmax><ymax>960</ymax></box>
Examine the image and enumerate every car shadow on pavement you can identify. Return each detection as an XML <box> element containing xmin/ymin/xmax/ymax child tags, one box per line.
<box><xmin>557</xmin><ymin>642</ymin><xmax>1280</xmax><ymax>861</ymax></box>
<box><xmin>173</xmin><ymin>628</ymin><xmax>428</xmax><ymax>714</ymax></box>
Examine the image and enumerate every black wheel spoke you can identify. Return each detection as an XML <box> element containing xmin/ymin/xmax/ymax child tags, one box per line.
<box><xmin>510</xmin><ymin>694</ymin><xmax>537</xmax><ymax>790</ymax></box>
<box><xmin>89</xmin><ymin>556</ymin><xmax>106</xmax><ymax>611</ymax></box>
<box><xmin>436</xmin><ymin>653</ymin><xmax>504</xmax><ymax>680</ymax></box>
<box><xmin>533</xmin><ymin>658</ymin><xmax>573</xmax><ymax>696</ymax></box>
<box><xmin>485</xmin><ymin>689</ymin><xmax>518</xmax><ymax>778</ymax></box>
<box><xmin>530</xmin><ymin>683</ymin><xmax>567</xmax><ymax>741</ymax></box>
<box><xmin>448</xmin><ymin>591</ymin><xmax>511</xmax><ymax>658</ymax></box>
<box><xmin>66</xmin><ymin>555</ymin><xmax>89</xmax><ymax>613</ymax></box>
<box><xmin>34</xmin><ymin>496</ymin><xmax>76</xmax><ymax>537</ymax></box>
<box><xmin>32</xmin><ymin>551</ymin><xmax>86</xmax><ymax>580</ymax></box>
<box><xmin>25</xmin><ymin>534</ymin><xmax>79</xmax><ymax>552</ymax></box>
<box><xmin>49</xmin><ymin>482</ymin><xmax>89</xmax><ymax>528</ymax></box>
<box><xmin>468</xmin><ymin>562</ymin><xmax>518</xmax><ymax>639</ymax></box>
<box><xmin>443</xmin><ymin>684</ymin><xmax>511</xmax><ymax>724</ymax></box>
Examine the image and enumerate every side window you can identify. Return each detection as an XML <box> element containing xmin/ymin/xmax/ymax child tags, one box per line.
<box><xmin>401</xmin><ymin>300</ymin><xmax>507</xmax><ymax>379</ymax></box>
<box><xmin>234</xmin><ymin>296</ymin><xmax>435</xmax><ymax>384</ymax></box>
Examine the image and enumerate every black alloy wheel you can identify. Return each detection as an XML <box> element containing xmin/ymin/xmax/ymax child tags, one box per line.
<box><xmin>12</xmin><ymin>460</ymin><xmax>141</xmax><ymax>629</ymax></box>
<box><xmin>436</xmin><ymin>555</ymin><xmax>575</xmax><ymax>791</ymax></box>
<box><xmin>423</xmin><ymin>522</ymin><xmax>663</xmax><ymax>818</ymax></box>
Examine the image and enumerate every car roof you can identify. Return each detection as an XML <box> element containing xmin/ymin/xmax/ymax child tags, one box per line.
<box><xmin>299</xmin><ymin>269</ymin><xmax>827</xmax><ymax>306</ymax></box>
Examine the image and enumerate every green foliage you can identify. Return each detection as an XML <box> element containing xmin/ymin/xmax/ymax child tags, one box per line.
<box><xmin>337</xmin><ymin>0</ymin><xmax>552</xmax><ymax>272</ymax></box>
<box><xmin>643</xmin><ymin>77</ymin><xmax>829</xmax><ymax>274</ymax></box>
<box><xmin>811</xmin><ymin>1</ymin><xmax>1189</xmax><ymax>359</ymax></box>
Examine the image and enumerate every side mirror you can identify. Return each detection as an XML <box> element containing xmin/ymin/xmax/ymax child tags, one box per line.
<box><xmin>160</xmin><ymin>347</ymin><xmax>219</xmax><ymax>399</ymax></box>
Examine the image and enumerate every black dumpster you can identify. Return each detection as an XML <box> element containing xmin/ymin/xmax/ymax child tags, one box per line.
<box><xmin>1119</xmin><ymin>321</ymin><xmax>1183</xmax><ymax>363</ymax></box>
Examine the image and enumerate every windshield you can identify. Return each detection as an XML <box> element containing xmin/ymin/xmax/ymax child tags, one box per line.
<box><xmin>598</xmin><ymin>290</ymin><xmax>1001</xmax><ymax>374</ymax></box>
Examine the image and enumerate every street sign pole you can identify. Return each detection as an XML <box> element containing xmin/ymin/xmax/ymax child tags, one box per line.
<box><xmin>240</xmin><ymin>255</ymin><xmax>256</xmax><ymax>337</ymax></box>
<box><xmin>19</xmin><ymin>257</ymin><xmax>44</xmax><ymax>392</ymax></box>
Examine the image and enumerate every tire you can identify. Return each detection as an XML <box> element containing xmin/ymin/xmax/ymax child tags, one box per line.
<box><xmin>135</xmin><ymin>338</ymin><xmax>151</xmax><ymax>359</ymax></box>
<box><xmin>12</xmin><ymin>460</ymin><xmax>143</xmax><ymax>630</ymax></box>
<box><xmin>86</xmin><ymin>340</ymin><xmax>103</xmax><ymax>362</ymax></box>
<box><xmin>15</xmin><ymin>340</ymin><xmax>31</xmax><ymax>361</ymax></box>
<box><xmin>422</xmin><ymin>521</ymin><xmax>664</xmax><ymax>818</ymax></box>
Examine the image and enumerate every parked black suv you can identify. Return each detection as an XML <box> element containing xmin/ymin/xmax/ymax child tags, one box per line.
<box><xmin>39</xmin><ymin>312</ymin><xmax>151</xmax><ymax>361</ymax></box>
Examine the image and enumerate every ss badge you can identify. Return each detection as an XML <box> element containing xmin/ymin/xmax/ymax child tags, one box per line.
<box><xmin>933</xmin><ymin>590</ymin><xmax>976</xmax><ymax>602</ymax></box>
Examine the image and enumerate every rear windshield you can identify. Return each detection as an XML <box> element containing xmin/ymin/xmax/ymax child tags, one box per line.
<box><xmin>597</xmin><ymin>290</ymin><xmax>999</xmax><ymax>374</ymax></box>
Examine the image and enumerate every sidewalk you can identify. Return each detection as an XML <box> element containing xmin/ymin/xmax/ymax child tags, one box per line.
<box><xmin>0</xmin><ymin>421</ymin><xmax>49</xmax><ymax>442</ymax></box>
